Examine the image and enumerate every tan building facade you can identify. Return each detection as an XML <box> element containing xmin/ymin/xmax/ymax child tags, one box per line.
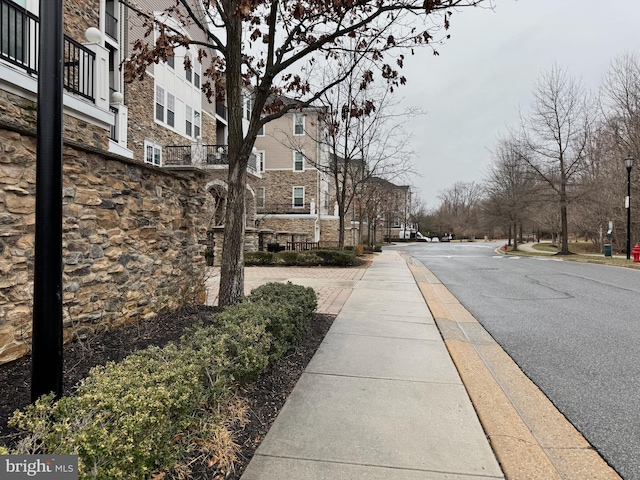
<box><xmin>253</xmin><ymin>107</ymin><xmax>343</xmax><ymax>247</ymax></box>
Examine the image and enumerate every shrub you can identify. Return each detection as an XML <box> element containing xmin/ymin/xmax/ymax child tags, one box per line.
<box><xmin>354</xmin><ymin>245</ymin><xmax>364</xmax><ymax>255</ymax></box>
<box><xmin>247</xmin><ymin>282</ymin><xmax>317</xmax><ymax>353</ymax></box>
<box><xmin>314</xmin><ymin>249</ymin><xmax>356</xmax><ymax>266</ymax></box>
<box><xmin>10</xmin><ymin>344</ymin><xmax>208</xmax><ymax>479</ymax></box>
<box><xmin>244</xmin><ymin>251</ymin><xmax>275</xmax><ymax>265</ymax></box>
<box><xmin>295</xmin><ymin>252</ymin><xmax>323</xmax><ymax>266</ymax></box>
<box><xmin>8</xmin><ymin>284</ymin><xmax>318</xmax><ymax>479</ymax></box>
<box><xmin>277</xmin><ymin>250</ymin><xmax>300</xmax><ymax>265</ymax></box>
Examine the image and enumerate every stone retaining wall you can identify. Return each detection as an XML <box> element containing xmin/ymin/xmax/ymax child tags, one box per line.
<box><xmin>0</xmin><ymin>126</ymin><xmax>210</xmax><ymax>364</ymax></box>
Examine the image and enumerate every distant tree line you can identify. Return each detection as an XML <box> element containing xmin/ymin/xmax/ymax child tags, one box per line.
<box><xmin>419</xmin><ymin>53</ymin><xmax>640</xmax><ymax>254</ymax></box>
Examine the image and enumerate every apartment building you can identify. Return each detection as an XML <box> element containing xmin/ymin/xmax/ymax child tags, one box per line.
<box><xmin>253</xmin><ymin>104</ymin><xmax>347</xmax><ymax>247</ymax></box>
<box><xmin>0</xmin><ymin>0</ymin><xmax>219</xmax><ymax>363</ymax></box>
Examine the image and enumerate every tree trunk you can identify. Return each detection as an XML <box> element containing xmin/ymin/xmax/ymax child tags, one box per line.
<box><xmin>218</xmin><ymin>14</ymin><xmax>248</xmax><ymax>307</ymax></box>
<box><xmin>513</xmin><ymin>222</ymin><xmax>519</xmax><ymax>250</ymax></box>
<box><xmin>559</xmin><ymin>187</ymin><xmax>570</xmax><ymax>255</ymax></box>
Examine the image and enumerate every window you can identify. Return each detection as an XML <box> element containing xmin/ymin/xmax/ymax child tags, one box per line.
<box><xmin>294</xmin><ymin>151</ymin><xmax>304</xmax><ymax>172</ymax></box>
<box><xmin>257</xmin><ymin>122</ymin><xmax>265</xmax><ymax>136</ymax></box>
<box><xmin>257</xmin><ymin>187</ymin><xmax>265</xmax><ymax>207</ymax></box>
<box><xmin>194</xmin><ymin>111</ymin><xmax>201</xmax><ymax>138</ymax></box>
<box><xmin>256</xmin><ymin>151</ymin><xmax>265</xmax><ymax>172</ymax></box>
<box><xmin>293</xmin><ymin>114</ymin><xmax>304</xmax><ymax>135</ymax></box>
<box><xmin>185</xmin><ymin>53</ymin><xmax>192</xmax><ymax>82</ymax></box>
<box><xmin>167</xmin><ymin>55</ymin><xmax>175</xmax><ymax>69</ymax></box>
<box><xmin>194</xmin><ymin>72</ymin><xmax>200</xmax><ymax>88</ymax></box>
<box><xmin>167</xmin><ymin>93</ymin><xmax>175</xmax><ymax>127</ymax></box>
<box><xmin>144</xmin><ymin>140</ymin><xmax>162</xmax><ymax>166</ymax></box>
<box><xmin>185</xmin><ymin>105</ymin><xmax>192</xmax><ymax>137</ymax></box>
<box><xmin>155</xmin><ymin>85</ymin><xmax>165</xmax><ymax>122</ymax></box>
<box><xmin>245</xmin><ymin>98</ymin><xmax>253</xmax><ymax>120</ymax></box>
<box><xmin>293</xmin><ymin>187</ymin><xmax>304</xmax><ymax>208</ymax></box>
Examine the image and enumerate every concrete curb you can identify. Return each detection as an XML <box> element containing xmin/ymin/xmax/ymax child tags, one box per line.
<box><xmin>400</xmin><ymin>252</ymin><xmax>621</xmax><ymax>480</ymax></box>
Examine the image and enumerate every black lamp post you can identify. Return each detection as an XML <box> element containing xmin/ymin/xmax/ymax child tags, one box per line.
<box><xmin>625</xmin><ymin>155</ymin><xmax>634</xmax><ymax>260</ymax></box>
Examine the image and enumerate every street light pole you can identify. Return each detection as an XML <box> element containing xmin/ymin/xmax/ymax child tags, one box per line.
<box><xmin>625</xmin><ymin>155</ymin><xmax>634</xmax><ymax>260</ymax></box>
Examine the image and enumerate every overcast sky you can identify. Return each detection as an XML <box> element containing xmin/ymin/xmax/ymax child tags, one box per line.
<box><xmin>399</xmin><ymin>0</ymin><xmax>640</xmax><ymax>208</ymax></box>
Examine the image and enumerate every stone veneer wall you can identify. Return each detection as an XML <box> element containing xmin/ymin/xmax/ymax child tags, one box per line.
<box><xmin>0</xmin><ymin>125</ymin><xmax>210</xmax><ymax>364</ymax></box>
<box><xmin>64</xmin><ymin>0</ymin><xmax>100</xmax><ymax>44</ymax></box>
<box><xmin>258</xmin><ymin>170</ymin><xmax>318</xmax><ymax>208</ymax></box>
<box><xmin>0</xmin><ymin>90</ymin><xmax>107</xmax><ymax>151</ymax></box>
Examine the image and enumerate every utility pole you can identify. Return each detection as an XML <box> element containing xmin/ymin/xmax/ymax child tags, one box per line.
<box><xmin>32</xmin><ymin>0</ymin><xmax>64</xmax><ymax>402</ymax></box>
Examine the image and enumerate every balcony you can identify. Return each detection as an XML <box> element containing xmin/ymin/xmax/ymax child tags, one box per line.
<box><xmin>164</xmin><ymin>143</ymin><xmax>259</xmax><ymax>176</ymax></box>
<box><xmin>257</xmin><ymin>203</ymin><xmax>313</xmax><ymax>215</ymax></box>
<box><xmin>0</xmin><ymin>0</ymin><xmax>96</xmax><ymax>103</ymax></box>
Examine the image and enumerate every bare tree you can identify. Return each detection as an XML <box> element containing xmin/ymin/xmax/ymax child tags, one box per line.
<box><xmin>436</xmin><ymin>181</ymin><xmax>483</xmax><ymax>238</ymax></box>
<box><xmin>482</xmin><ymin>134</ymin><xmax>538</xmax><ymax>249</ymax></box>
<box><xmin>122</xmin><ymin>0</ymin><xmax>489</xmax><ymax>305</ymax></box>
<box><xmin>519</xmin><ymin>65</ymin><xmax>595</xmax><ymax>255</ymax></box>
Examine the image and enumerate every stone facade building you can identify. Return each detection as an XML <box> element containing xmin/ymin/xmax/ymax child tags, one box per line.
<box><xmin>253</xmin><ymin>107</ymin><xmax>343</xmax><ymax>247</ymax></box>
<box><xmin>0</xmin><ymin>0</ymin><xmax>255</xmax><ymax>363</ymax></box>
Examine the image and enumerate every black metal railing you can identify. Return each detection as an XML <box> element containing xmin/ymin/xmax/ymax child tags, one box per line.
<box><xmin>64</xmin><ymin>36</ymin><xmax>95</xmax><ymax>101</ymax></box>
<box><xmin>164</xmin><ymin>145</ymin><xmax>192</xmax><ymax>166</ymax></box>
<box><xmin>165</xmin><ymin>144</ymin><xmax>258</xmax><ymax>173</ymax></box>
<box><xmin>0</xmin><ymin>0</ymin><xmax>96</xmax><ymax>102</ymax></box>
<box><xmin>0</xmin><ymin>0</ymin><xmax>38</xmax><ymax>74</ymax></box>
<box><xmin>105</xmin><ymin>10</ymin><xmax>117</xmax><ymax>41</ymax></box>
<box><xmin>257</xmin><ymin>203</ymin><xmax>311</xmax><ymax>215</ymax></box>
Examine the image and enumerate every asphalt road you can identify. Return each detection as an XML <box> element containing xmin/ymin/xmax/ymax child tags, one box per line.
<box><xmin>390</xmin><ymin>241</ymin><xmax>640</xmax><ymax>480</ymax></box>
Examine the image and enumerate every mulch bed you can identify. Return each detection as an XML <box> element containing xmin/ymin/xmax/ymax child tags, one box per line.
<box><xmin>0</xmin><ymin>306</ymin><xmax>335</xmax><ymax>479</ymax></box>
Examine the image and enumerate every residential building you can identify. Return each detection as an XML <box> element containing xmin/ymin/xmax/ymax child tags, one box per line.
<box><xmin>357</xmin><ymin>177</ymin><xmax>415</xmax><ymax>244</ymax></box>
<box><xmin>253</xmin><ymin>104</ymin><xmax>344</xmax><ymax>248</ymax></box>
<box><xmin>0</xmin><ymin>0</ymin><xmax>214</xmax><ymax>363</ymax></box>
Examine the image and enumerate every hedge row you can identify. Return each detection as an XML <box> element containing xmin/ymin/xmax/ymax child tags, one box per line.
<box><xmin>8</xmin><ymin>283</ymin><xmax>317</xmax><ymax>479</ymax></box>
<box><xmin>245</xmin><ymin>249</ymin><xmax>356</xmax><ymax>266</ymax></box>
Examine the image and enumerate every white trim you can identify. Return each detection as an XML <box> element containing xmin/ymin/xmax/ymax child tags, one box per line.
<box><xmin>144</xmin><ymin>139</ymin><xmax>162</xmax><ymax>166</ymax></box>
<box><xmin>293</xmin><ymin>151</ymin><xmax>305</xmax><ymax>172</ymax></box>
<box><xmin>255</xmin><ymin>150</ymin><xmax>265</xmax><ymax>172</ymax></box>
<box><xmin>293</xmin><ymin>113</ymin><xmax>305</xmax><ymax>136</ymax></box>
<box><xmin>292</xmin><ymin>186</ymin><xmax>305</xmax><ymax>208</ymax></box>
<box><xmin>0</xmin><ymin>65</ymin><xmax>112</xmax><ymax>129</ymax></box>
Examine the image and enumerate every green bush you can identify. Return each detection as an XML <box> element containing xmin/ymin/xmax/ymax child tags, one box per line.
<box><xmin>244</xmin><ymin>251</ymin><xmax>275</xmax><ymax>265</ymax></box>
<box><xmin>8</xmin><ymin>284</ymin><xmax>318</xmax><ymax>479</ymax></box>
<box><xmin>314</xmin><ymin>249</ymin><xmax>356</xmax><ymax>266</ymax></box>
<box><xmin>10</xmin><ymin>344</ymin><xmax>208</xmax><ymax>479</ymax></box>
<box><xmin>246</xmin><ymin>282</ymin><xmax>317</xmax><ymax>356</ymax></box>
<box><xmin>295</xmin><ymin>252</ymin><xmax>323</xmax><ymax>266</ymax></box>
<box><xmin>277</xmin><ymin>250</ymin><xmax>300</xmax><ymax>265</ymax></box>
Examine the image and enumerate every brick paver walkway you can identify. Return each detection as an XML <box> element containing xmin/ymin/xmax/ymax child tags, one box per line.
<box><xmin>205</xmin><ymin>266</ymin><xmax>366</xmax><ymax>315</ymax></box>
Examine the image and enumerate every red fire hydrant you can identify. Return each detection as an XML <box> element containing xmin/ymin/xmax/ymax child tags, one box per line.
<box><xmin>632</xmin><ymin>244</ymin><xmax>640</xmax><ymax>263</ymax></box>
<box><xmin>504</xmin><ymin>243</ymin><xmax>508</xmax><ymax>252</ymax></box>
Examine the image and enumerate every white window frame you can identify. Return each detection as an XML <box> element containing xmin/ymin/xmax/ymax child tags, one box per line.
<box><xmin>257</xmin><ymin>120</ymin><xmax>265</xmax><ymax>136</ymax></box>
<box><xmin>244</xmin><ymin>97</ymin><xmax>253</xmax><ymax>121</ymax></box>
<box><xmin>144</xmin><ymin>140</ymin><xmax>162</xmax><ymax>167</ymax></box>
<box><xmin>185</xmin><ymin>105</ymin><xmax>193</xmax><ymax>137</ymax></box>
<box><xmin>194</xmin><ymin>110</ymin><xmax>201</xmax><ymax>138</ymax></box>
<box><xmin>293</xmin><ymin>151</ymin><xmax>305</xmax><ymax>172</ymax></box>
<box><xmin>293</xmin><ymin>113</ymin><xmax>305</xmax><ymax>136</ymax></box>
<box><xmin>185</xmin><ymin>53</ymin><xmax>192</xmax><ymax>83</ymax></box>
<box><xmin>255</xmin><ymin>150</ymin><xmax>265</xmax><ymax>172</ymax></box>
<box><xmin>257</xmin><ymin>187</ymin><xmax>265</xmax><ymax>207</ymax></box>
<box><xmin>155</xmin><ymin>85</ymin><xmax>165</xmax><ymax>122</ymax></box>
<box><xmin>166</xmin><ymin>93</ymin><xmax>175</xmax><ymax>127</ymax></box>
<box><xmin>293</xmin><ymin>186</ymin><xmax>304</xmax><ymax>208</ymax></box>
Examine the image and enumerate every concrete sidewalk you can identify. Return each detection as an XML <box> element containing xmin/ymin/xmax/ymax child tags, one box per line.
<box><xmin>240</xmin><ymin>250</ymin><xmax>504</xmax><ymax>479</ymax></box>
